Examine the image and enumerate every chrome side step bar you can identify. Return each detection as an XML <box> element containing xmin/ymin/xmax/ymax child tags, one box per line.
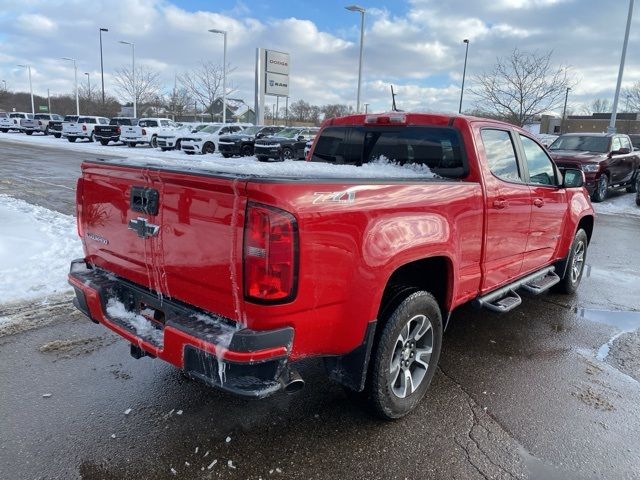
<box><xmin>472</xmin><ymin>266</ymin><xmax>558</xmax><ymax>313</ymax></box>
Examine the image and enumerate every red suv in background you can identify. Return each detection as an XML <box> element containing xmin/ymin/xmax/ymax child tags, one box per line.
<box><xmin>549</xmin><ymin>133</ymin><xmax>640</xmax><ymax>202</ymax></box>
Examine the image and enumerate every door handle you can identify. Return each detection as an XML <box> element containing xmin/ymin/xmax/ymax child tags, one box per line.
<box><xmin>493</xmin><ymin>199</ymin><xmax>509</xmax><ymax>209</ymax></box>
<box><xmin>533</xmin><ymin>198</ymin><xmax>544</xmax><ymax>208</ymax></box>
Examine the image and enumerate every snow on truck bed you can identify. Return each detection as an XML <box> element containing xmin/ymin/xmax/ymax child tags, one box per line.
<box><xmin>102</xmin><ymin>155</ymin><xmax>437</xmax><ymax>179</ymax></box>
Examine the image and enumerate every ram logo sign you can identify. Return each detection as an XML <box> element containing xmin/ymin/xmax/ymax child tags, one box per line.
<box><xmin>265</xmin><ymin>72</ymin><xmax>289</xmax><ymax>97</ymax></box>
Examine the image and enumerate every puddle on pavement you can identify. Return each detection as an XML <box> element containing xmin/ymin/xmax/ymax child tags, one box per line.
<box><xmin>518</xmin><ymin>445</ymin><xmax>587</xmax><ymax>480</ymax></box>
<box><xmin>577</xmin><ymin>308</ymin><xmax>640</xmax><ymax>361</ymax></box>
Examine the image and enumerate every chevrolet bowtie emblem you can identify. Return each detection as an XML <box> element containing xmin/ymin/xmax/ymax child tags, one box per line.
<box><xmin>128</xmin><ymin>217</ymin><xmax>160</xmax><ymax>238</ymax></box>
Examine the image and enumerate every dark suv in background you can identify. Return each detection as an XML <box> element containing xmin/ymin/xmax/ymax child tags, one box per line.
<box><xmin>254</xmin><ymin>127</ymin><xmax>319</xmax><ymax>161</ymax></box>
<box><xmin>218</xmin><ymin>125</ymin><xmax>283</xmax><ymax>157</ymax></box>
<box><xmin>549</xmin><ymin>133</ymin><xmax>639</xmax><ymax>202</ymax></box>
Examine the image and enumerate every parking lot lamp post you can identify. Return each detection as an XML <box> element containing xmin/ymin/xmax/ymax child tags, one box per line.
<box><xmin>118</xmin><ymin>41</ymin><xmax>136</xmax><ymax>117</ymax></box>
<box><xmin>346</xmin><ymin>5</ymin><xmax>366</xmax><ymax>113</ymax></box>
<box><xmin>459</xmin><ymin>39</ymin><xmax>470</xmax><ymax>114</ymax></box>
<box><xmin>561</xmin><ymin>87</ymin><xmax>571</xmax><ymax>134</ymax></box>
<box><xmin>84</xmin><ymin>72</ymin><xmax>91</xmax><ymax>101</ymax></box>
<box><xmin>609</xmin><ymin>0</ymin><xmax>634</xmax><ymax>134</ymax></box>
<box><xmin>208</xmin><ymin>29</ymin><xmax>227</xmax><ymax>123</ymax></box>
<box><xmin>61</xmin><ymin>57</ymin><xmax>79</xmax><ymax>115</ymax></box>
<box><xmin>99</xmin><ymin>28</ymin><xmax>108</xmax><ymax>105</ymax></box>
<box><xmin>17</xmin><ymin>64</ymin><xmax>34</xmax><ymax>114</ymax></box>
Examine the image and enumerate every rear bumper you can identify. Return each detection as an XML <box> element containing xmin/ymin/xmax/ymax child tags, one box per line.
<box><xmin>181</xmin><ymin>142</ymin><xmax>203</xmax><ymax>154</ymax></box>
<box><xmin>95</xmin><ymin>134</ymin><xmax>120</xmax><ymax>142</ymax></box>
<box><xmin>68</xmin><ymin>259</ymin><xmax>293</xmax><ymax>397</ymax></box>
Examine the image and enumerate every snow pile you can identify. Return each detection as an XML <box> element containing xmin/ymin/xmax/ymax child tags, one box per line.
<box><xmin>108</xmin><ymin>155</ymin><xmax>438</xmax><ymax>179</ymax></box>
<box><xmin>593</xmin><ymin>193</ymin><xmax>640</xmax><ymax>217</ymax></box>
<box><xmin>0</xmin><ymin>195</ymin><xmax>83</xmax><ymax>305</ymax></box>
<box><xmin>105</xmin><ymin>298</ymin><xmax>164</xmax><ymax>346</ymax></box>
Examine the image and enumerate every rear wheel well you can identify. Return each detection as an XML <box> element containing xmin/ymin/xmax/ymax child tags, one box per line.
<box><xmin>578</xmin><ymin>215</ymin><xmax>594</xmax><ymax>244</ymax></box>
<box><xmin>378</xmin><ymin>257</ymin><xmax>451</xmax><ymax>322</ymax></box>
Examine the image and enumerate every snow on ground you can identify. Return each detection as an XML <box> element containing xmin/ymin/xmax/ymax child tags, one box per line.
<box><xmin>0</xmin><ymin>195</ymin><xmax>83</xmax><ymax>306</ymax></box>
<box><xmin>0</xmin><ymin>131</ymin><xmax>437</xmax><ymax>179</ymax></box>
<box><xmin>593</xmin><ymin>192</ymin><xmax>640</xmax><ymax>217</ymax></box>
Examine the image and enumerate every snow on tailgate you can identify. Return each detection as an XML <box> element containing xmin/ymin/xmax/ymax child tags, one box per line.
<box><xmin>0</xmin><ymin>195</ymin><xmax>82</xmax><ymax>305</ymax></box>
<box><xmin>103</xmin><ymin>155</ymin><xmax>438</xmax><ymax>179</ymax></box>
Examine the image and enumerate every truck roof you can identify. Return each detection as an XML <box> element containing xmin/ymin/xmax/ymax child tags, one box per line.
<box><xmin>322</xmin><ymin>111</ymin><xmax>516</xmax><ymax>130</ymax></box>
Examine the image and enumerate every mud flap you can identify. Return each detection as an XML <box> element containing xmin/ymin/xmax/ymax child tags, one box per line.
<box><xmin>324</xmin><ymin>321</ymin><xmax>376</xmax><ymax>392</ymax></box>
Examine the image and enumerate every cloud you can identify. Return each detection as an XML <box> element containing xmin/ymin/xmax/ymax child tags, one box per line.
<box><xmin>0</xmin><ymin>0</ymin><xmax>636</xmax><ymax>116</ymax></box>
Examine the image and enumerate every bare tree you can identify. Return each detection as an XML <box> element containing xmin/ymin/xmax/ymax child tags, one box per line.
<box><xmin>113</xmin><ymin>65</ymin><xmax>162</xmax><ymax>109</ymax></box>
<box><xmin>178</xmin><ymin>61</ymin><xmax>235</xmax><ymax>120</ymax></box>
<box><xmin>321</xmin><ymin>104</ymin><xmax>354</xmax><ymax>120</ymax></box>
<box><xmin>472</xmin><ymin>49</ymin><xmax>574</xmax><ymax>126</ymax></box>
<box><xmin>591</xmin><ymin>98</ymin><xmax>611</xmax><ymax>114</ymax></box>
<box><xmin>623</xmin><ymin>82</ymin><xmax>640</xmax><ymax>112</ymax></box>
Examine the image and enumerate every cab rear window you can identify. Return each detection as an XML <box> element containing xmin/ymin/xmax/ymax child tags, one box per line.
<box><xmin>310</xmin><ymin>126</ymin><xmax>467</xmax><ymax>178</ymax></box>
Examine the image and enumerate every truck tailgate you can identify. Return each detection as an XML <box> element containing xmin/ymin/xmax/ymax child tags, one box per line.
<box><xmin>120</xmin><ymin>126</ymin><xmax>141</xmax><ymax>139</ymax></box>
<box><xmin>79</xmin><ymin>161</ymin><xmax>247</xmax><ymax>322</ymax></box>
<box><xmin>64</xmin><ymin>122</ymin><xmax>83</xmax><ymax>135</ymax></box>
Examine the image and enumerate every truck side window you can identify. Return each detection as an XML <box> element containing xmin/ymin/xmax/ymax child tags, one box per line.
<box><xmin>611</xmin><ymin>137</ymin><xmax>621</xmax><ymax>152</ymax></box>
<box><xmin>620</xmin><ymin>136</ymin><xmax>632</xmax><ymax>151</ymax></box>
<box><xmin>481</xmin><ymin>129</ymin><xmax>522</xmax><ymax>183</ymax></box>
<box><xmin>520</xmin><ymin>135</ymin><xmax>557</xmax><ymax>186</ymax></box>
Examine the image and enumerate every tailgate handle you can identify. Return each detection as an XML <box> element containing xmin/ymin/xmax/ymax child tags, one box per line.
<box><xmin>130</xmin><ymin>186</ymin><xmax>159</xmax><ymax>215</ymax></box>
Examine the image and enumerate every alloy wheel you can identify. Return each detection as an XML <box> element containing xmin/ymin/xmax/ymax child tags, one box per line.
<box><xmin>571</xmin><ymin>240</ymin><xmax>585</xmax><ymax>283</ymax></box>
<box><xmin>389</xmin><ymin>314</ymin><xmax>433</xmax><ymax>399</ymax></box>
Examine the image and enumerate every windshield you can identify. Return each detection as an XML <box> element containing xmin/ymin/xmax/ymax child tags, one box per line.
<box><xmin>9</xmin><ymin>113</ymin><xmax>25</xmax><ymax>118</ymax></box>
<box><xmin>278</xmin><ymin>129</ymin><xmax>304</xmax><ymax>139</ymax></box>
<box><xmin>34</xmin><ymin>114</ymin><xmax>50</xmax><ymax>120</ymax></box>
<box><xmin>201</xmin><ymin>125</ymin><xmax>221</xmax><ymax>134</ymax></box>
<box><xmin>235</xmin><ymin>126</ymin><xmax>260</xmax><ymax>136</ymax></box>
<box><xmin>549</xmin><ymin>135</ymin><xmax>610</xmax><ymax>153</ymax></box>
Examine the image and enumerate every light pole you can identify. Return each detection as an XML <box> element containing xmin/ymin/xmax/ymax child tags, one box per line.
<box><xmin>364</xmin><ymin>103</ymin><xmax>369</xmax><ymax>114</ymax></box>
<box><xmin>561</xmin><ymin>87</ymin><xmax>571</xmax><ymax>134</ymax></box>
<box><xmin>459</xmin><ymin>39</ymin><xmax>470</xmax><ymax>114</ymax></box>
<box><xmin>99</xmin><ymin>28</ymin><xmax>108</xmax><ymax>105</ymax></box>
<box><xmin>609</xmin><ymin>0</ymin><xmax>634</xmax><ymax>133</ymax></box>
<box><xmin>1</xmin><ymin>80</ymin><xmax>6</xmax><ymax>91</ymax></box>
<box><xmin>346</xmin><ymin>5</ymin><xmax>366</xmax><ymax>113</ymax></box>
<box><xmin>208</xmin><ymin>29</ymin><xmax>228</xmax><ymax>123</ymax></box>
<box><xmin>119</xmin><ymin>40</ymin><xmax>136</xmax><ymax>117</ymax></box>
<box><xmin>17</xmin><ymin>64</ymin><xmax>34</xmax><ymax>114</ymax></box>
<box><xmin>84</xmin><ymin>72</ymin><xmax>91</xmax><ymax>101</ymax></box>
<box><xmin>61</xmin><ymin>57</ymin><xmax>79</xmax><ymax>115</ymax></box>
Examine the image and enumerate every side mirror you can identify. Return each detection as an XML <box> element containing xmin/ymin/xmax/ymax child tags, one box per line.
<box><xmin>297</xmin><ymin>135</ymin><xmax>305</xmax><ymax>141</ymax></box>
<box><xmin>563</xmin><ymin>168</ymin><xmax>584</xmax><ymax>188</ymax></box>
<box><xmin>256</xmin><ymin>133</ymin><xmax>264</xmax><ymax>139</ymax></box>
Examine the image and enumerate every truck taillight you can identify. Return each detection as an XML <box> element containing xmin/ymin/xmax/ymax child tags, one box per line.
<box><xmin>116</xmin><ymin>126</ymin><xmax>121</xmax><ymax>134</ymax></box>
<box><xmin>76</xmin><ymin>178</ymin><xmax>84</xmax><ymax>238</ymax></box>
<box><xmin>142</xmin><ymin>128</ymin><xmax>147</xmax><ymax>135</ymax></box>
<box><xmin>243</xmin><ymin>202</ymin><xmax>298</xmax><ymax>303</ymax></box>
<box><xmin>82</xmin><ymin>124</ymin><xmax>87</xmax><ymax>131</ymax></box>
<box><xmin>38</xmin><ymin>121</ymin><xmax>43</xmax><ymax>126</ymax></box>
<box><xmin>365</xmin><ymin>114</ymin><xmax>406</xmax><ymax>124</ymax></box>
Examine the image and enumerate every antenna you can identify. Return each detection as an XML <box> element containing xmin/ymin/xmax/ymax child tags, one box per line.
<box><xmin>391</xmin><ymin>85</ymin><xmax>398</xmax><ymax>111</ymax></box>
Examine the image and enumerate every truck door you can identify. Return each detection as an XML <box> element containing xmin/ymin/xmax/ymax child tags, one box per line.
<box><xmin>479</xmin><ymin>128</ymin><xmax>532</xmax><ymax>291</ymax></box>
<box><xmin>516</xmin><ymin>134</ymin><xmax>566</xmax><ymax>272</ymax></box>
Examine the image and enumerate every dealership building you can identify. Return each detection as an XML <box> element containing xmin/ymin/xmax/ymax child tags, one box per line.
<box><xmin>540</xmin><ymin>112</ymin><xmax>640</xmax><ymax>135</ymax></box>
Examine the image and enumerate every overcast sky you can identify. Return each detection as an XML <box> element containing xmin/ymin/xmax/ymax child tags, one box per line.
<box><xmin>0</xmin><ymin>0</ymin><xmax>638</xmax><ymax>114</ymax></box>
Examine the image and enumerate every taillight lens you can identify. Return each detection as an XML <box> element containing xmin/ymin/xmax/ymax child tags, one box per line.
<box><xmin>142</xmin><ymin>128</ymin><xmax>147</xmax><ymax>135</ymax></box>
<box><xmin>82</xmin><ymin>124</ymin><xmax>87</xmax><ymax>131</ymax></box>
<box><xmin>243</xmin><ymin>202</ymin><xmax>298</xmax><ymax>303</ymax></box>
<box><xmin>116</xmin><ymin>126</ymin><xmax>121</xmax><ymax>135</ymax></box>
<box><xmin>76</xmin><ymin>178</ymin><xmax>84</xmax><ymax>238</ymax></box>
<box><xmin>38</xmin><ymin>121</ymin><xmax>43</xmax><ymax>125</ymax></box>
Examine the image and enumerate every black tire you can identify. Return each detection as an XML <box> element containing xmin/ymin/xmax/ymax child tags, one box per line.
<box><xmin>627</xmin><ymin>171</ymin><xmax>639</xmax><ymax>193</ymax></box>
<box><xmin>281</xmin><ymin>147</ymin><xmax>294</xmax><ymax>160</ymax></box>
<box><xmin>256</xmin><ymin>155</ymin><xmax>270</xmax><ymax>162</ymax></box>
<box><xmin>160</xmin><ymin>147</ymin><xmax>169</xmax><ymax>152</ymax></box>
<box><xmin>354</xmin><ymin>291</ymin><xmax>443</xmax><ymax>420</ymax></box>
<box><xmin>87</xmin><ymin>133</ymin><xmax>94</xmax><ymax>143</ymax></box>
<box><xmin>100</xmin><ymin>140</ymin><xmax>109</xmax><ymax>146</ymax></box>
<box><xmin>54</xmin><ymin>133</ymin><xmax>61</xmax><ymax>138</ymax></box>
<box><xmin>68</xmin><ymin>137</ymin><xmax>77</xmax><ymax>143</ymax></box>
<box><xmin>44</xmin><ymin>127</ymin><xmax>49</xmax><ymax>135</ymax></box>
<box><xmin>175</xmin><ymin>140</ymin><xmax>181</xmax><ymax>151</ymax></box>
<box><xmin>222</xmin><ymin>153</ymin><xmax>231</xmax><ymax>158</ymax></box>
<box><xmin>127</xmin><ymin>142</ymin><xmax>136</xmax><ymax>148</ymax></box>
<box><xmin>241</xmin><ymin>144</ymin><xmax>253</xmax><ymax>157</ymax></box>
<box><xmin>203</xmin><ymin>142</ymin><xmax>215</xmax><ymax>154</ymax></box>
<box><xmin>25</xmin><ymin>131</ymin><xmax>33</xmax><ymax>135</ymax></box>
<box><xmin>591</xmin><ymin>175</ymin><xmax>609</xmax><ymax>202</ymax></box>
<box><xmin>555</xmin><ymin>229</ymin><xmax>588</xmax><ymax>294</ymax></box>
<box><xmin>150</xmin><ymin>136</ymin><xmax>158</xmax><ymax>149</ymax></box>
<box><xmin>0</xmin><ymin>129</ymin><xmax>8</xmax><ymax>133</ymax></box>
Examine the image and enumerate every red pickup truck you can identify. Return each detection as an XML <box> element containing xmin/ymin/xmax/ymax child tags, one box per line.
<box><xmin>69</xmin><ymin>113</ymin><xmax>594</xmax><ymax>419</ymax></box>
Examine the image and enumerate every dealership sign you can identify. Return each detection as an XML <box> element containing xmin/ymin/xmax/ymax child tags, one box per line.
<box><xmin>265</xmin><ymin>72</ymin><xmax>289</xmax><ymax>97</ymax></box>
<box><xmin>266</xmin><ymin>50</ymin><xmax>289</xmax><ymax>76</ymax></box>
<box><xmin>255</xmin><ymin>48</ymin><xmax>291</xmax><ymax>124</ymax></box>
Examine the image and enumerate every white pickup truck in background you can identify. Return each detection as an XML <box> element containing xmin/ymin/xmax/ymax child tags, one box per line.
<box><xmin>119</xmin><ymin>118</ymin><xmax>179</xmax><ymax>148</ymax></box>
<box><xmin>62</xmin><ymin>116</ymin><xmax>110</xmax><ymax>142</ymax></box>
<box><xmin>0</xmin><ymin>112</ymin><xmax>33</xmax><ymax>133</ymax></box>
<box><xmin>21</xmin><ymin>113</ymin><xmax>65</xmax><ymax>135</ymax></box>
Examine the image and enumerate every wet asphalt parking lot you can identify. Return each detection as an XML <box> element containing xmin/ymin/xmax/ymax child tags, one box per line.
<box><xmin>0</xmin><ymin>135</ymin><xmax>639</xmax><ymax>480</ymax></box>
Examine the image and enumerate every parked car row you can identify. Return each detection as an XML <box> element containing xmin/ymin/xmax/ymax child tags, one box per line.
<box><xmin>0</xmin><ymin>110</ymin><xmax>320</xmax><ymax>161</ymax></box>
